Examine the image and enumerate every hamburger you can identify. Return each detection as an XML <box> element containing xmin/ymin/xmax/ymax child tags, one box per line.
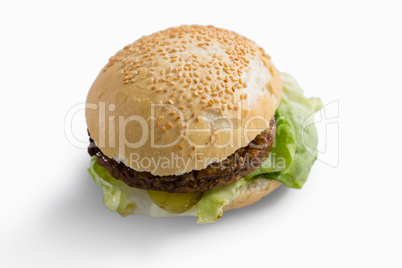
<box><xmin>86</xmin><ymin>25</ymin><xmax>322</xmax><ymax>223</ymax></box>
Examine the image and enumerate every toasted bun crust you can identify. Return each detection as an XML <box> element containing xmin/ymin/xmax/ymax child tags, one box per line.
<box><xmin>86</xmin><ymin>25</ymin><xmax>282</xmax><ymax>176</ymax></box>
<box><xmin>224</xmin><ymin>178</ymin><xmax>281</xmax><ymax>211</ymax></box>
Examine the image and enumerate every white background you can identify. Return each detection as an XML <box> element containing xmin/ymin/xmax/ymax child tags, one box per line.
<box><xmin>1</xmin><ymin>1</ymin><xmax>401</xmax><ymax>267</ymax></box>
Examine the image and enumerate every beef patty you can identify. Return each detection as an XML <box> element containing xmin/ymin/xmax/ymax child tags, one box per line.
<box><xmin>89</xmin><ymin>117</ymin><xmax>276</xmax><ymax>193</ymax></box>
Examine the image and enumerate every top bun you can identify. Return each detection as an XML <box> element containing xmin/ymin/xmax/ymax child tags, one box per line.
<box><xmin>86</xmin><ymin>25</ymin><xmax>282</xmax><ymax>176</ymax></box>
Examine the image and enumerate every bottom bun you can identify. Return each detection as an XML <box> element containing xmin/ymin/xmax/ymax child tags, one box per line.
<box><xmin>223</xmin><ymin>178</ymin><xmax>282</xmax><ymax>211</ymax></box>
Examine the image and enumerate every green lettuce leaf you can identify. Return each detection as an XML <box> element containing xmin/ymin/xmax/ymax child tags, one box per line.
<box><xmin>88</xmin><ymin>156</ymin><xmax>198</xmax><ymax>218</ymax></box>
<box><xmin>88</xmin><ymin>157</ymin><xmax>134</xmax><ymax>215</ymax></box>
<box><xmin>245</xmin><ymin>107</ymin><xmax>297</xmax><ymax>177</ymax></box>
<box><xmin>264</xmin><ymin>72</ymin><xmax>322</xmax><ymax>188</ymax></box>
<box><xmin>196</xmin><ymin>179</ymin><xmax>248</xmax><ymax>223</ymax></box>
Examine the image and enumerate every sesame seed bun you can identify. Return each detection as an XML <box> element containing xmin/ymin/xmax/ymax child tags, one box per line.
<box><xmin>86</xmin><ymin>25</ymin><xmax>282</xmax><ymax>176</ymax></box>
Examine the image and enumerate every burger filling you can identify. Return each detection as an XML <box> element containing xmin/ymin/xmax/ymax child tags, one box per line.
<box><xmin>88</xmin><ymin>117</ymin><xmax>276</xmax><ymax>193</ymax></box>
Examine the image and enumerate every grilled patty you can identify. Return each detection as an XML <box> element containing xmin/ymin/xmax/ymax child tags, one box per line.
<box><xmin>88</xmin><ymin>117</ymin><xmax>276</xmax><ymax>193</ymax></box>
